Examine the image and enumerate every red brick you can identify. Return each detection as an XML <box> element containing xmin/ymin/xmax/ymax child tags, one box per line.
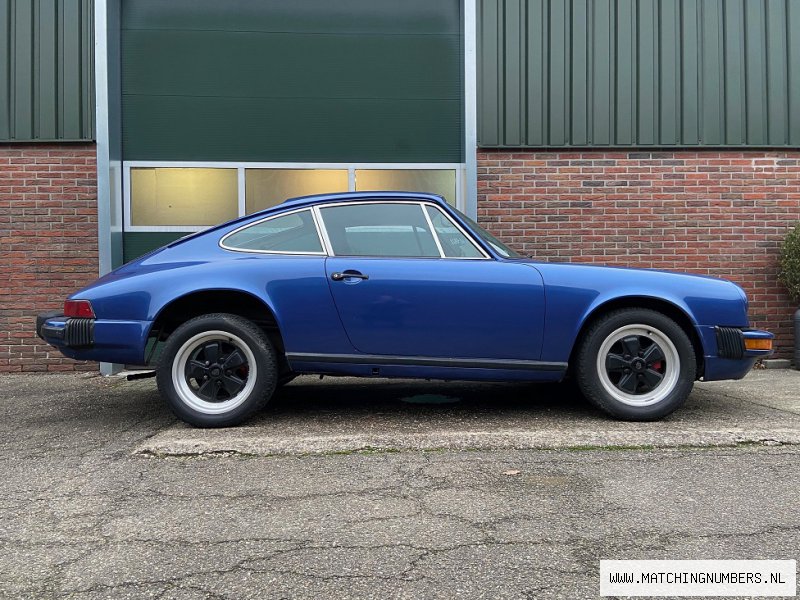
<box><xmin>0</xmin><ymin>143</ymin><xmax>97</xmax><ymax>373</ymax></box>
<box><xmin>478</xmin><ymin>148</ymin><xmax>800</xmax><ymax>360</ymax></box>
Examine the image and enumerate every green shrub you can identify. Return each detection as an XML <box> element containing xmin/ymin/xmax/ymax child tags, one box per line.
<box><xmin>779</xmin><ymin>223</ymin><xmax>800</xmax><ymax>303</ymax></box>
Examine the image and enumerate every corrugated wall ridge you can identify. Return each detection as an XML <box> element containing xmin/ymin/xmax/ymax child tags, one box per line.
<box><xmin>479</xmin><ymin>0</ymin><xmax>800</xmax><ymax>148</ymax></box>
<box><xmin>0</xmin><ymin>0</ymin><xmax>94</xmax><ymax>141</ymax></box>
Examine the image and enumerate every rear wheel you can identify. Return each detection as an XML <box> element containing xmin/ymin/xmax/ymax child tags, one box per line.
<box><xmin>575</xmin><ymin>308</ymin><xmax>696</xmax><ymax>420</ymax></box>
<box><xmin>156</xmin><ymin>313</ymin><xmax>277</xmax><ymax>427</ymax></box>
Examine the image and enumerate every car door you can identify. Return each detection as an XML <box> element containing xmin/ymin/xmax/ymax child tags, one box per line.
<box><xmin>317</xmin><ymin>201</ymin><xmax>546</xmax><ymax>360</ymax></box>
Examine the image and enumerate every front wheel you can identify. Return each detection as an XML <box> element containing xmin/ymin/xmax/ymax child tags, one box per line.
<box><xmin>156</xmin><ymin>313</ymin><xmax>278</xmax><ymax>427</ymax></box>
<box><xmin>575</xmin><ymin>308</ymin><xmax>696</xmax><ymax>420</ymax></box>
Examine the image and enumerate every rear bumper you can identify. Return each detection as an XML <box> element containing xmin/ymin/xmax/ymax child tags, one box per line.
<box><xmin>36</xmin><ymin>312</ymin><xmax>151</xmax><ymax>365</ymax></box>
<box><xmin>36</xmin><ymin>311</ymin><xmax>94</xmax><ymax>347</ymax></box>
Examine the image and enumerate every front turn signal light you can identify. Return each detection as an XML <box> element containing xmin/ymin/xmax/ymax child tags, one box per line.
<box><xmin>744</xmin><ymin>338</ymin><xmax>772</xmax><ymax>351</ymax></box>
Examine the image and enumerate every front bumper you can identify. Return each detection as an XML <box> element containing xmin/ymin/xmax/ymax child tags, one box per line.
<box><xmin>715</xmin><ymin>326</ymin><xmax>775</xmax><ymax>360</ymax></box>
<box><xmin>36</xmin><ymin>311</ymin><xmax>152</xmax><ymax>365</ymax></box>
<box><xmin>702</xmin><ymin>326</ymin><xmax>775</xmax><ymax>381</ymax></box>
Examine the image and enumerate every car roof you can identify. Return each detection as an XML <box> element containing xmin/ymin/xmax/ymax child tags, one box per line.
<box><xmin>164</xmin><ymin>191</ymin><xmax>453</xmax><ymax>252</ymax></box>
<box><xmin>276</xmin><ymin>191</ymin><xmax>449</xmax><ymax>211</ymax></box>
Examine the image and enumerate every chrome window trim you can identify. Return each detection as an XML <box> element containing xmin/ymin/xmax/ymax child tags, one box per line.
<box><xmin>421</xmin><ymin>204</ymin><xmax>446</xmax><ymax>258</ymax></box>
<box><xmin>219</xmin><ymin>207</ymin><xmax>327</xmax><ymax>256</ymax></box>
<box><xmin>311</xmin><ymin>205</ymin><xmax>335</xmax><ymax>256</ymax></box>
<box><xmin>314</xmin><ymin>200</ymin><xmax>491</xmax><ymax>260</ymax></box>
<box><xmin>424</xmin><ymin>204</ymin><xmax>488</xmax><ymax>260</ymax></box>
<box><xmin>310</xmin><ymin>206</ymin><xmax>333</xmax><ymax>255</ymax></box>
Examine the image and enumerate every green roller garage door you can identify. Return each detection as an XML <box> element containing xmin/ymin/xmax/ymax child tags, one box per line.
<box><xmin>121</xmin><ymin>0</ymin><xmax>464</xmax><ymax>162</ymax></box>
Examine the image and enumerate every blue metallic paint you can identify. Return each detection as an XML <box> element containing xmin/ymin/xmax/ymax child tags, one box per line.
<box><xmin>531</xmin><ymin>262</ymin><xmax>750</xmax><ymax>361</ymax></box>
<box><xmin>40</xmin><ymin>314</ymin><xmax>150</xmax><ymax>364</ymax></box>
<box><xmin>324</xmin><ymin>256</ymin><xmax>545</xmax><ymax>359</ymax></box>
<box><xmin>38</xmin><ymin>191</ymin><xmax>773</xmax><ymax>382</ymax></box>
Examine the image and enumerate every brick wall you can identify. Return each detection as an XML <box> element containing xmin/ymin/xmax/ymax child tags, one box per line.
<box><xmin>477</xmin><ymin>149</ymin><xmax>800</xmax><ymax>360</ymax></box>
<box><xmin>1</xmin><ymin>145</ymin><xmax>797</xmax><ymax>369</ymax></box>
<box><xmin>0</xmin><ymin>143</ymin><xmax>98</xmax><ymax>372</ymax></box>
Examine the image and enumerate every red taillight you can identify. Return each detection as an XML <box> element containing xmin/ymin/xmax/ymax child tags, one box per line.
<box><xmin>64</xmin><ymin>299</ymin><xmax>95</xmax><ymax>318</ymax></box>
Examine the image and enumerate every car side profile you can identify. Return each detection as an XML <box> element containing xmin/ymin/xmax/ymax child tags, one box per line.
<box><xmin>37</xmin><ymin>192</ymin><xmax>774</xmax><ymax>427</ymax></box>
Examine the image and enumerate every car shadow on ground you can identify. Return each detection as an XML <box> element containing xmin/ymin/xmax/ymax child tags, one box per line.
<box><xmin>260</xmin><ymin>376</ymin><xmax>603</xmax><ymax>424</ymax></box>
<box><xmin>138</xmin><ymin>373</ymin><xmax>800</xmax><ymax>457</ymax></box>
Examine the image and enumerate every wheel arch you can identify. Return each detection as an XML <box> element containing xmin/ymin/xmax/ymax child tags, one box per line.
<box><xmin>568</xmin><ymin>295</ymin><xmax>706</xmax><ymax>378</ymax></box>
<box><xmin>148</xmin><ymin>289</ymin><xmax>286</xmax><ymax>362</ymax></box>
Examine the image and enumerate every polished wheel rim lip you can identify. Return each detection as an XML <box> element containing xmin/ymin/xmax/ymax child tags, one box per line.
<box><xmin>172</xmin><ymin>330</ymin><xmax>257</xmax><ymax>415</ymax></box>
<box><xmin>596</xmin><ymin>324</ymin><xmax>680</xmax><ymax>407</ymax></box>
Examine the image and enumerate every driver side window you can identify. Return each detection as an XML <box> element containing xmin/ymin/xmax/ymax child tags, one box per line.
<box><xmin>319</xmin><ymin>203</ymin><xmax>440</xmax><ymax>258</ymax></box>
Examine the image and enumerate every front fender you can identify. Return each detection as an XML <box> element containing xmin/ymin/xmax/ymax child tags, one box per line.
<box><xmin>534</xmin><ymin>263</ymin><xmax>748</xmax><ymax>363</ymax></box>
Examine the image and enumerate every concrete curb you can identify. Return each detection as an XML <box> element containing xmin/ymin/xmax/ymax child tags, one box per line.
<box><xmin>129</xmin><ymin>370</ymin><xmax>800</xmax><ymax>458</ymax></box>
<box><xmin>135</xmin><ymin>427</ymin><xmax>800</xmax><ymax>457</ymax></box>
<box><xmin>761</xmin><ymin>359</ymin><xmax>793</xmax><ymax>369</ymax></box>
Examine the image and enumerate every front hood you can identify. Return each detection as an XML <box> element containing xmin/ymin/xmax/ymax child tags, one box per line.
<box><xmin>522</xmin><ymin>259</ymin><xmax>743</xmax><ymax>291</ymax></box>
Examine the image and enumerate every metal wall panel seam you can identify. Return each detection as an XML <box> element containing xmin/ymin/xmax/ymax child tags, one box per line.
<box><xmin>478</xmin><ymin>0</ymin><xmax>798</xmax><ymax>148</ymax></box>
<box><xmin>1</xmin><ymin>0</ymin><xmax>93</xmax><ymax>141</ymax></box>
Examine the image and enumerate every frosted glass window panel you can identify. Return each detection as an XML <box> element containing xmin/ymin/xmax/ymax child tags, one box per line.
<box><xmin>354</xmin><ymin>169</ymin><xmax>456</xmax><ymax>205</ymax></box>
<box><xmin>130</xmin><ymin>168</ymin><xmax>238</xmax><ymax>226</ymax></box>
<box><xmin>246</xmin><ymin>169</ymin><xmax>348</xmax><ymax>214</ymax></box>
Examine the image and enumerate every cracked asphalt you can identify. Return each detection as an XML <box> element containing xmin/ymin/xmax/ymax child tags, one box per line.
<box><xmin>1</xmin><ymin>371</ymin><xmax>799</xmax><ymax>599</ymax></box>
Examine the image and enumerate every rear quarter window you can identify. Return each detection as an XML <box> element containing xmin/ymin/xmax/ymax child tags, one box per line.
<box><xmin>222</xmin><ymin>210</ymin><xmax>323</xmax><ymax>253</ymax></box>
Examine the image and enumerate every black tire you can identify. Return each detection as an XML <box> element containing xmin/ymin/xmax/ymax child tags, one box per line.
<box><xmin>156</xmin><ymin>313</ymin><xmax>278</xmax><ymax>427</ymax></box>
<box><xmin>575</xmin><ymin>308</ymin><xmax>696</xmax><ymax>421</ymax></box>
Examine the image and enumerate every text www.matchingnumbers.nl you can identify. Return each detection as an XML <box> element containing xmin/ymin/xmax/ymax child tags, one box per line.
<box><xmin>607</xmin><ymin>571</ymin><xmax>789</xmax><ymax>585</ymax></box>
<box><xmin>599</xmin><ymin>560</ymin><xmax>796</xmax><ymax>597</ymax></box>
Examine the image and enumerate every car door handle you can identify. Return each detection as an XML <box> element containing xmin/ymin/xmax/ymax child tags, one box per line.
<box><xmin>331</xmin><ymin>270</ymin><xmax>369</xmax><ymax>281</ymax></box>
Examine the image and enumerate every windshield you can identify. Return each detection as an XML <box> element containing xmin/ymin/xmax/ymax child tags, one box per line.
<box><xmin>452</xmin><ymin>207</ymin><xmax>521</xmax><ymax>258</ymax></box>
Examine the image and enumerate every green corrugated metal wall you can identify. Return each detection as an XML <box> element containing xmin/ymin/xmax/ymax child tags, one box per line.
<box><xmin>479</xmin><ymin>0</ymin><xmax>800</xmax><ymax>147</ymax></box>
<box><xmin>121</xmin><ymin>0</ymin><xmax>464</xmax><ymax>163</ymax></box>
<box><xmin>0</xmin><ymin>0</ymin><xmax>94</xmax><ymax>141</ymax></box>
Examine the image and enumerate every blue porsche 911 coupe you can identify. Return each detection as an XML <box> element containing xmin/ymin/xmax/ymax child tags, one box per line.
<box><xmin>37</xmin><ymin>192</ymin><xmax>774</xmax><ymax>427</ymax></box>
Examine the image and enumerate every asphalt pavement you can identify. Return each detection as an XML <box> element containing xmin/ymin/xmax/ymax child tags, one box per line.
<box><xmin>1</xmin><ymin>370</ymin><xmax>798</xmax><ymax>599</ymax></box>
